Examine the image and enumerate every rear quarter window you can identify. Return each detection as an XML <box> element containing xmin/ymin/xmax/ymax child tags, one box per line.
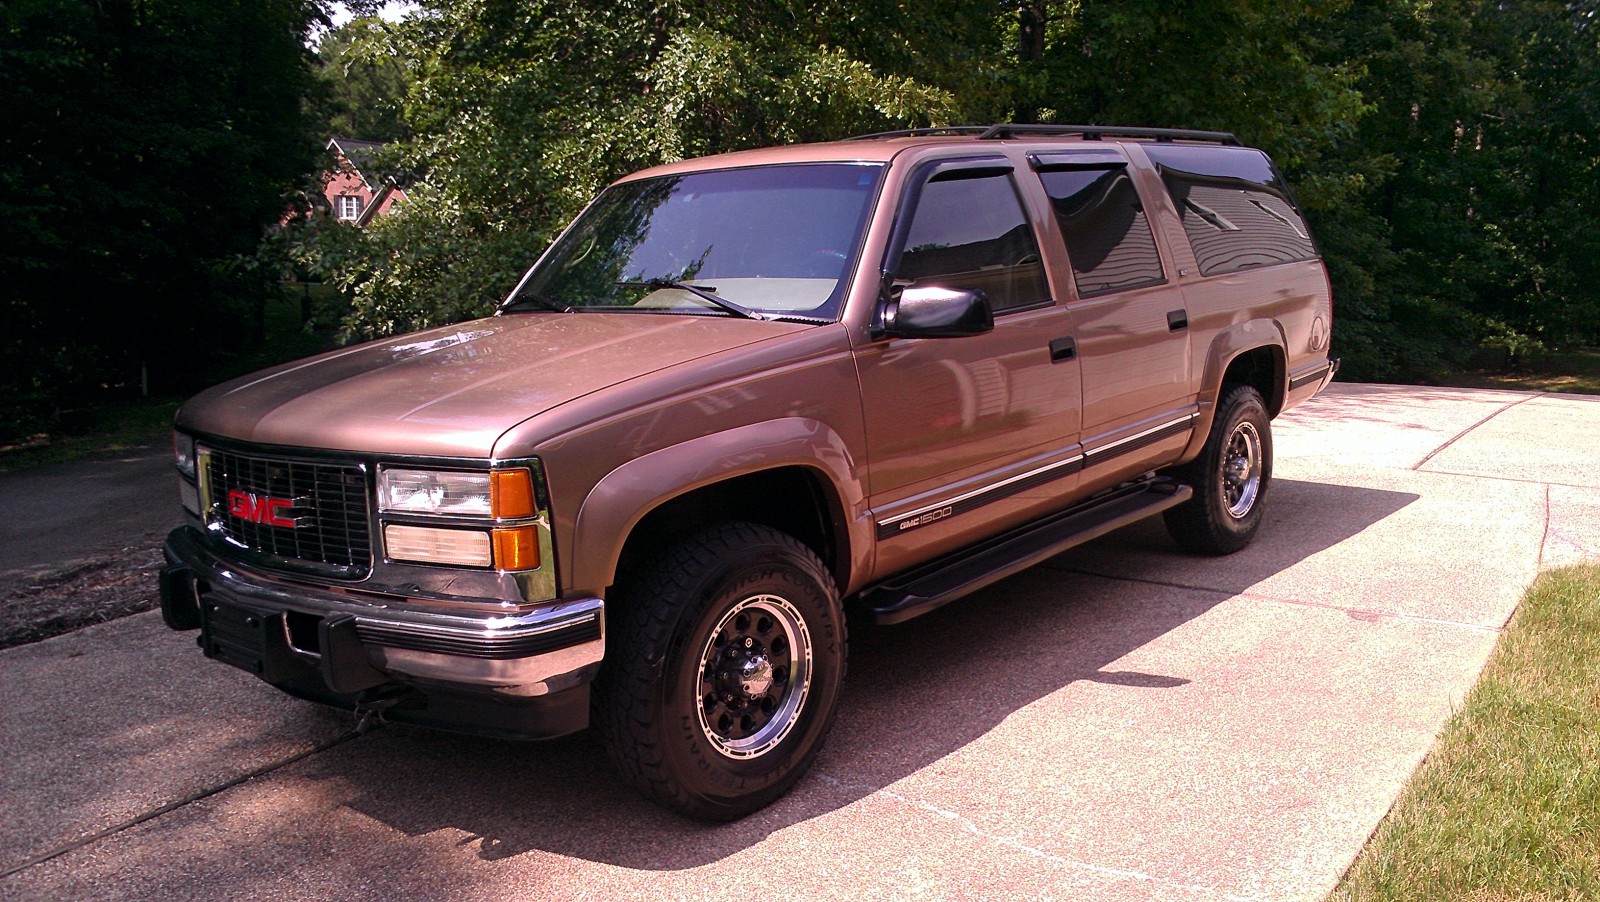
<box><xmin>1143</xmin><ymin>145</ymin><xmax>1317</xmax><ymax>277</ymax></box>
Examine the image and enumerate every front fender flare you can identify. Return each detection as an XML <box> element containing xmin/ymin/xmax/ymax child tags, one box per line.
<box><xmin>567</xmin><ymin>417</ymin><xmax>869</xmax><ymax>595</ymax></box>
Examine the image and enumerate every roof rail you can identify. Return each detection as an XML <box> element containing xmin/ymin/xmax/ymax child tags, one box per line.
<box><xmin>844</xmin><ymin>124</ymin><xmax>1239</xmax><ymax>145</ymax></box>
<box><xmin>978</xmin><ymin>124</ymin><xmax>1239</xmax><ymax>144</ymax></box>
<box><xmin>843</xmin><ymin>126</ymin><xmax>993</xmax><ymax>141</ymax></box>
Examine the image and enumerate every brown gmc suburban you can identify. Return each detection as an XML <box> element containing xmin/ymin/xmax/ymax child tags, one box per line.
<box><xmin>161</xmin><ymin>124</ymin><xmax>1337</xmax><ymax>820</ymax></box>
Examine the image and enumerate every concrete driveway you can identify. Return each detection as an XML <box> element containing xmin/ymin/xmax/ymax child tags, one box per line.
<box><xmin>3</xmin><ymin>384</ymin><xmax>1599</xmax><ymax>901</ymax></box>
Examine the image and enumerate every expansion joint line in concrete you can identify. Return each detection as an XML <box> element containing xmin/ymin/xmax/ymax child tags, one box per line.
<box><xmin>1539</xmin><ymin>483</ymin><xmax>1552</xmax><ymax>570</ymax></box>
<box><xmin>1406</xmin><ymin>469</ymin><xmax>1598</xmax><ymax>492</ymax></box>
<box><xmin>0</xmin><ymin>729</ymin><xmax>367</xmax><ymax>880</ymax></box>
<box><xmin>814</xmin><ymin>776</ymin><xmax>1264</xmax><ymax>901</ymax></box>
<box><xmin>1411</xmin><ymin>392</ymin><xmax>1544</xmax><ymax>471</ymax></box>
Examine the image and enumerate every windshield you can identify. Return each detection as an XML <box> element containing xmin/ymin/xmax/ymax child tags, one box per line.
<box><xmin>508</xmin><ymin>162</ymin><xmax>884</xmax><ymax>322</ymax></box>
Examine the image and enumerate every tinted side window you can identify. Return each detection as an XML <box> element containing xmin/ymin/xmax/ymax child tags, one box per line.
<box><xmin>1143</xmin><ymin>145</ymin><xmax>1317</xmax><ymax>276</ymax></box>
<box><xmin>897</xmin><ymin>172</ymin><xmax>1047</xmax><ymax>312</ymax></box>
<box><xmin>1036</xmin><ymin>167</ymin><xmax>1165</xmax><ymax>297</ymax></box>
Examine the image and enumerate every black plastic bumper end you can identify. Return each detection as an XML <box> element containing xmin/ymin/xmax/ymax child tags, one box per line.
<box><xmin>159</xmin><ymin>563</ymin><xmax>203</xmax><ymax>631</ymax></box>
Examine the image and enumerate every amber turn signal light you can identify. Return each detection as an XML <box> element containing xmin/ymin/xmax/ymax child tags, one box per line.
<box><xmin>492</xmin><ymin>526</ymin><xmax>540</xmax><ymax>571</ymax></box>
<box><xmin>490</xmin><ymin>468</ymin><xmax>536</xmax><ymax>519</ymax></box>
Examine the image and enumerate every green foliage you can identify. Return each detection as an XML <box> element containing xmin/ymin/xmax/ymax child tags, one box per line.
<box><xmin>16</xmin><ymin>0</ymin><xmax>1582</xmax><ymax>389</ymax></box>
<box><xmin>1312</xmin><ymin>0</ymin><xmax>1600</xmax><ymax>379</ymax></box>
<box><xmin>314</xmin><ymin>16</ymin><xmax>413</xmax><ymax>143</ymax></box>
<box><xmin>1020</xmin><ymin>1</ymin><xmax>1370</xmax><ymax>167</ymax></box>
<box><xmin>0</xmin><ymin>0</ymin><xmax>326</xmax><ymax>440</ymax></box>
<box><xmin>304</xmin><ymin>0</ymin><xmax>968</xmax><ymax>339</ymax></box>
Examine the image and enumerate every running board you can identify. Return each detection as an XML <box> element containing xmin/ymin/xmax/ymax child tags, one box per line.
<box><xmin>857</xmin><ymin>478</ymin><xmax>1192</xmax><ymax>625</ymax></box>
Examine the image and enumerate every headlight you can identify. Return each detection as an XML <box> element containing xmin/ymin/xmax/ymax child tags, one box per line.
<box><xmin>173</xmin><ymin>432</ymin><xmax>196</xmax><ymax>478</ymax></box>
<box><xmin>378</xmin><ymin>466</ymin><xmax>544</xmax><ymax>570</ymax></box>
<box><xmin>378</xmin><ymin>467</ymin><xmax>538</xmax><ymax>519</ymax></box>
<box><xmin>379</xmin><ymin>468</ymin><xmax>493</xmax><ymax>517</ymax></box>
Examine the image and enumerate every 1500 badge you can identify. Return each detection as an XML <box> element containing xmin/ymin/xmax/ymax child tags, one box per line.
<box><xmin>898</xmin><ymin>506</ymin><xmax>954</xmax><ymax>532</ymax></box>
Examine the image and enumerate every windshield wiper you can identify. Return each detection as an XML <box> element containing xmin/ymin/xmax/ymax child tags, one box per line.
<box><xmin>620</xmin><ymin>279</ymin><xmax>769</xmax><ymax>321</ymax></box>
<box><xmin>500</xmin><ymin>292</ymin><xmax>572</xmax><ymax>313</ymax></box>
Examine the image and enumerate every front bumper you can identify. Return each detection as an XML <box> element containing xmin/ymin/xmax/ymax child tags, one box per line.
<box><xmin>161</xmin><ymin>527</ymin><xmax>604</xmax><ymax>739</ymax></box>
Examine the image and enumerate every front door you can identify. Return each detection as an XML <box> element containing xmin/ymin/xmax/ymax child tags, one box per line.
<box><xmin>855</xmin><ymin>158</ymin><xmax>1082</xmax><ymax>573</ymax></box>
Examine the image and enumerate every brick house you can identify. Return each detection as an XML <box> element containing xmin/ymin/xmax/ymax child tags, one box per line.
<box><xmin>322</xmin><ymin>137</ymin><xmax>407</xmax><ymax>224</ymax></box>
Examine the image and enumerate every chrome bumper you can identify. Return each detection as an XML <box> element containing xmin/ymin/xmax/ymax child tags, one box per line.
<box><xmin>161</xmin><ymin>527</ymin><xmax>603</xmax><ymax>699</ymax></box>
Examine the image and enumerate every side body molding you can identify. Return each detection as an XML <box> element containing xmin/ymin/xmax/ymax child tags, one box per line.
<box><xmin>567</xmin><ymin>417</ymin><xmax>871</xmax><ymax>595</ymax></box>
<box><xmin>1181</xmin><ymin>319</ymin><xmax>1287</xmax><ymax>461</ymax></box>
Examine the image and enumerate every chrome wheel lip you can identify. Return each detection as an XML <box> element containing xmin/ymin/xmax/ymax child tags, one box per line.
<box><xmin>696</xmin><ymin>594</ymin><xmax>813</xmax><ymax>760</ymax></box>
<box><xmin>1222</xmin><ymin>421</ymin><xmax>1262</xmax><ymax>520</ymax></box>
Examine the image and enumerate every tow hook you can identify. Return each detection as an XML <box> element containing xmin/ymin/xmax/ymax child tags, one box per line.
<box><xmin>353</xmin><ymin>684</ymin><xmax>415</xmax><ymax>734</ymax></box>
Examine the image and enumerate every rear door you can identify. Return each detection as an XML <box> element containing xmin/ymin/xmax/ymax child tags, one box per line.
<box><xmin>1028</xmin><ymin>149</ymin><xmax>1196</xmax><ymax>489</ymax></box>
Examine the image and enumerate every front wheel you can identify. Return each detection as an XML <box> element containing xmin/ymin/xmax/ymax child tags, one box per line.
<box><xmin>593</xmin><ymin>522</ymin><xmax>846</xmax><ymax>820</ymax></box>
<box><xmin>1164</xmin><ymin>384</ymin><xmax>1273</xmax><ymax>555</ymax></box>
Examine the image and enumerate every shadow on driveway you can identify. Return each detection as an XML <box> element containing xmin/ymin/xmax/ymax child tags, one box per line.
<box><xmin>307</xmin><ymin>478</ymin><xmax>1420</xmax><ymax>872</ymax></box>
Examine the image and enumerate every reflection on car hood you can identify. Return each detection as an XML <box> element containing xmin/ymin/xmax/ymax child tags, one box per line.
<box><xmin>177</xmin><ymin>313</ymin><xmax>802</xmax><ymax>458</ymax></box>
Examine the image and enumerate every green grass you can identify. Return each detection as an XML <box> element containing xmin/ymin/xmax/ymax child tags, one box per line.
<box><xmin>0</xmin><ymin>284</ymin><xmax>345</xmax><ymax>473</ymax></box>
<box><xmin>1332</xmin><ymin>565</ymin><xmax>1600</xmax><ymax>901</ymax></box>
<box><xmin>1443</xmin><ymin>348</ymin><xmax>1600</xmax><ymax>395</ymax></box>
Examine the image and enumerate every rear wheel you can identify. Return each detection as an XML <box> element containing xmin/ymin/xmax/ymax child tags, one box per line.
<box><xmin>593</xmin><ymin>522</ymin><xmax>845</xmax><ymax>820</ymax></box>
<box><xmin>1164</xmin><ymin>385</ymin><xmax>1272</xmax><ymax>555</ymax></box>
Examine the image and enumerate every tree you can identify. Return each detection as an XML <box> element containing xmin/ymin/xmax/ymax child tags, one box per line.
<box><xmin>0</xmin><ymin>0</ymin><xmax>328</xmax><ymax>437</ymax></box>
<box><xmin>1014</xmin><ymin>1</ymin><xmax>1368</xmax><ymax>169</ymax></box>
<box><xmin>1312</xmin><ymin>0</ymin><xmax>1600</xmax><ymax>377</ymax></box>
<box><xmin>1465</xmin><ymin>1</ymin><xmax>1600</xmax><ymax>351</ymax></box>
<box><xmin>303</xmin><ymin>0</ymin><xmax>977</xmax><ymax>340</ymax></box>
<box><xmin>314</xmin><ymin>15</ymin><xmax>412</xmax><ymax>142</ymax></box>
<box><xmin>302</xmin><ymin>0</ymin><xmax>1600</xmax><ymax>380</ymax></box>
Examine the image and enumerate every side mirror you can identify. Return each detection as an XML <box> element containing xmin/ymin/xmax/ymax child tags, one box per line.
<box><xmin>882</xmin><ymin>286</ymin><xmax>994</xmax><ymax>338</ymax></box>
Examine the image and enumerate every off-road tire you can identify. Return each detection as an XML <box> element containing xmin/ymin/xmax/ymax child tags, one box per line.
<box><xmin>592</xmin><ymin>522</ymin><xmax>846</xmax><ymax>821</ymax></box>
<box><xmin>1163</xmin><ymin>384</ymin><xmax>1272</xmax><ymax>555</ymax></box>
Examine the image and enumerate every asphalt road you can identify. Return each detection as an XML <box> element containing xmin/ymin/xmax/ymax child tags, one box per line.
<box><xmin>0</xmin><ymin>439</ymin><xmax>181</xmax><ymax>581</ymax></box>
<box><xmin>3</xmin><ymin>384</ymin><xmax>1598</xmax><ymax>901</ymax></box>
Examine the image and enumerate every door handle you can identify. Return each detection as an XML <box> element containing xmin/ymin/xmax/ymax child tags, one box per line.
<box><xmin>1167</xmin><ymin>310</ymin><xmax>1189</xmax><ymax>332</ymax></box>
<box><xmin>1049</xmin><ymin>336</ymin><xmax>1076</xmax><ymax>363</ymax></box>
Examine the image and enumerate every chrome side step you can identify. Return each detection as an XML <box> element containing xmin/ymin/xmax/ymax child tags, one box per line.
<box><xmin>856</xmin><ymin>477</ymin><xmax>1192</xmax><ymax>625</ymax></box>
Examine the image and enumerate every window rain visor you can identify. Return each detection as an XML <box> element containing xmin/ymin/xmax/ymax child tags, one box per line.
<box><xmin>511</xmin><ymin>163</ymin><xmax>884</xmax><ymax>321</ymax></box>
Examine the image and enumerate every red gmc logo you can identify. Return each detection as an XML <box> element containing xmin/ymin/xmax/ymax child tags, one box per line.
<box><xmin>226</xmin><ymin>490</ymin><xmax>299</xmax><ymax>528</ymax></box>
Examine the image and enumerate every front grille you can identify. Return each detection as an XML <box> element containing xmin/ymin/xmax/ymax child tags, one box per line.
<box><xmin>203</xmin><ymin>448</ymin><xmax>372</xmax><ymax>578</ymax></box>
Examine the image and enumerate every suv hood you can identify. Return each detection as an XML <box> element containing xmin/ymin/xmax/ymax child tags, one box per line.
<box><xmin>178</xmin><ymin>314</ymin><xmax>803</xmax><ymax>458</ymax></box>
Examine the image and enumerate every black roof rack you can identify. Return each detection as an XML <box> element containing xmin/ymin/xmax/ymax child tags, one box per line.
<box><xmin>845</xmin><ymin>124</ymin><xmax>1240</xmax><ymax>145</ymax></box>
<box><xmin>979</xmin><ymin>124</ymin><xmax>1239</xmax><ymax>144</ymax></box>
<box><xmin>844</xmin><ymin>126</ymin><xmax>994</xmax><ymax>141</ymax></box>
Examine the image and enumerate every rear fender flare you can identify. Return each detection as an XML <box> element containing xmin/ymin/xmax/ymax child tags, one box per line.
<box><xmin>1181</xmin><ymin>321</ymin><xmax>1287</xmax><ymax>461</ymax></box>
